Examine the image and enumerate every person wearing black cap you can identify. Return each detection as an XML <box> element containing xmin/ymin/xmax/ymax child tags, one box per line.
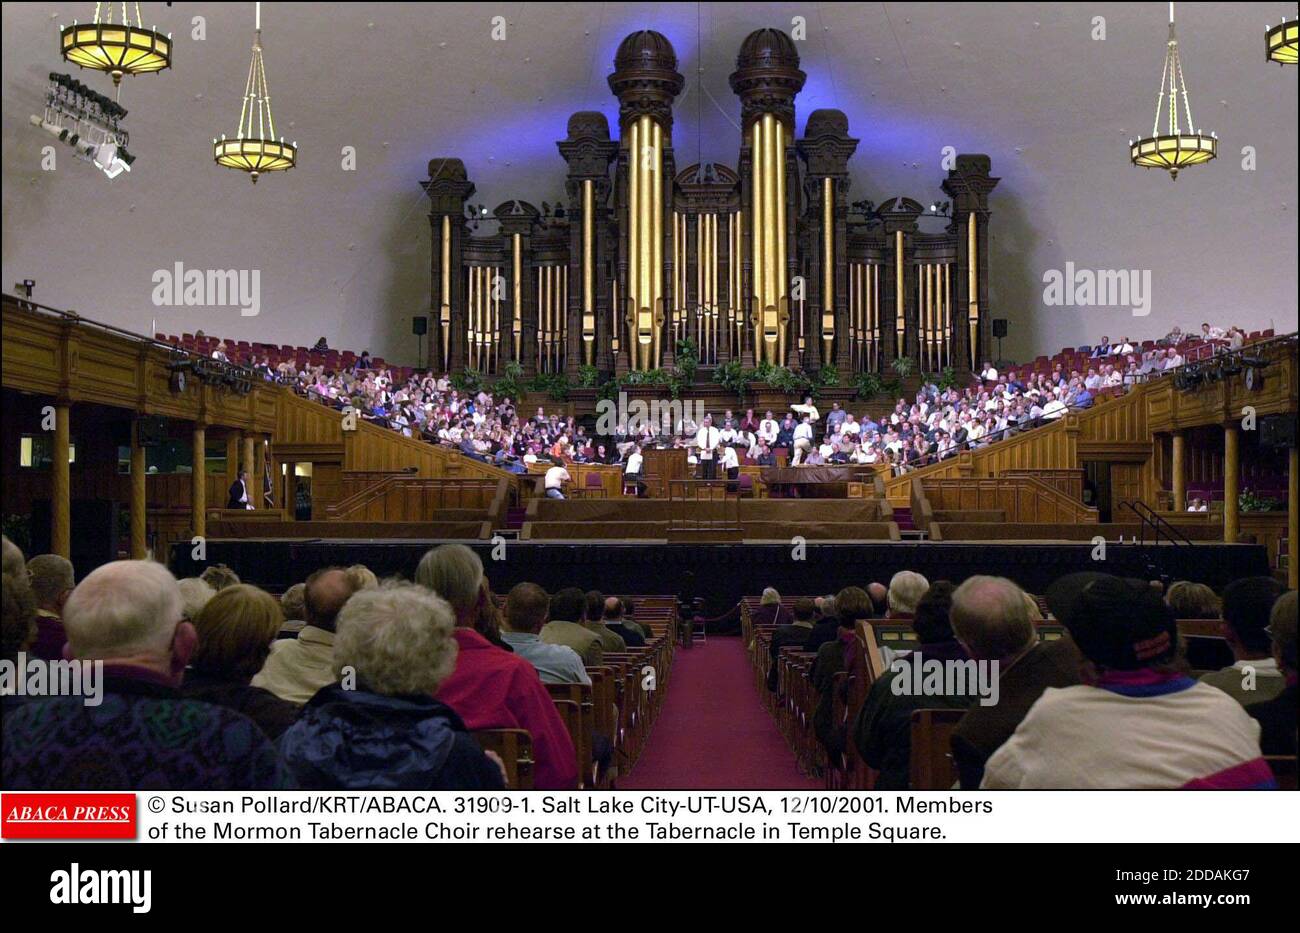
<box><xmin>982</xmin><ymin>572</ymin><xmax>1273</xmax><ymax>789</ymax></box>
<box><xmin>1200</xmin><ymin>576</ymin><xmax>1287</xmax><ymax>707</ymax></box>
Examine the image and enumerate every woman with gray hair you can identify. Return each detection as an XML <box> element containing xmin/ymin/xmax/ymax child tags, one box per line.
<box><xmin>279</xmin><ymin>582</ymin><xmax>505</xmax><ymax>790</ymax></box>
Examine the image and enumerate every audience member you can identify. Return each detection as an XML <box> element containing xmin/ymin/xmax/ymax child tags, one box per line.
<box><xmin>25</xmin><ymin>553</ymin><xmax>74</xmax><ymax>661</ymax></box>
<box><xmin>539</xmin><ymin>586</ymin><xmax>606</xmax><ymax>663</ymax></box>
<box><xmin>253</xmin><ymin>567</ymin><xmax>357</xmax><ymax>703</ymax></box>
<box><xmin>983</xmin><ymin>572</ymin><xmax>1272</xmax><ymax>789</ymax></box>
<box><xmin>280</xmin><ymin>583</ymin><xmax>505</xmax><ymax>789</ymax></box>
<box><xmin>200</xmin><ymin>563</ymin><xmax>241</xmax><ymax>591</ymax></box>
<box><xmin>1248</xmin><ymin>591</ymin><xmax>1297</xmax><ymax>756</ymax></box>
<box><xmin>419</xmin><ymin>545</ymin><xmax>578</xmax><ymax>789</ymax></box>
<box><xmin>177</xmin><ymin>577</ymin><xmax>216</xmax><ymax>622</ymax></box>
<box><xmin>184</xmin><ymin>584</ymin><xmax>300</xmax><ymax>738</ymax></box>
<box><xmin>887</xmin><ymin>570</ymin><xmax>930</xmax><ymax>617</ymax></box>
<box><xmin>852</xmin><ymin>582</ymin><xmax>971</xmax><ymax>788</ymax></box>
<box><xmin>279</xmin><ymin>582</ymin><xmax>307</xmax><ymax>636</ymax></box>
<box><xmin>502</xmin><ymin>583</ymin><xmax>590</xmax><ymax>685</ymax></box>
<box><xmin>601</xmin><ymin>596</ymin><xmax>645</xmax><ymax>647</ymax></box>
<box><xmin>2</xmin><ymin>560</ymin><xmax>292</xmax><ymax>789</ymax></box>
<box><xmin>1201</xmin><ymin>577</ymin><xmax>1286</xmax><ymax>706</ymax></box>
<box><xmin>948</xmin><ymin>575</ymin><xmax>1081</xmax><ymax>789</ymax></box>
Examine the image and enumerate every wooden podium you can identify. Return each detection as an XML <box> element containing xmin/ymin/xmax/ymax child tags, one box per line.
<box><xmin>642</xmin><ymin>448</ymin><xmax>689</xmax><ymax>498</ymax></box>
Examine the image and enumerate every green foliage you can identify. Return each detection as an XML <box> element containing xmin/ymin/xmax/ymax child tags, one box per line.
<box><xmin>674</xmin><ymin>337</ymin><xmax>699</xmax><ymax>387</ymax></box>
<box><xmin>852</xmin><ymin>371</ymin><xmax>883</xmax><ymax>399</ymax></box>
<box><xmin>715</xmin><ymin>359</ymin><xmax>748</xmax><ymax>401</ymax></box>
<box><xmin>450</xmin><ymin>368</ymin><xmax>484</xmax><ymax>394</ymax></box>
<box><xmin>817</xmin><ymin>364</ymin><xmax>840</xmax><ymax>389</ymax></box>
<box><xmin>527</xmin><ymin>372</ymin><xmax>571</xmax><ymax>402</ymax></box>
<box><xmin>491</xmin><ymin>360</ymin><xmax>524</xmax><ymax>401</ymax></box>
<box><xmin>1238</xmin><ymin>488</ymin><xmax>1283</xmax><ymax>512</ymax></box>
<box><xmin>577</xmin><ymin>364</ymin><xmax>600</xmax><ymax>388</ymax></box>
<box><xmin>890</xmin><ymin>356</ymin><xmax>916</xmax><ymax>379</ymax></box>
<box><xmin>936</xmin><ymin>366</ymin><xmax>958</xmax><ymax>390</ymax></box>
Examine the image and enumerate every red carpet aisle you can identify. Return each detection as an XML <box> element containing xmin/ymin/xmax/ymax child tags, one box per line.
<box><xmin>622</xmin><ymin>637</ymin><xmax>818</xmax><ymax>789</ymax></box>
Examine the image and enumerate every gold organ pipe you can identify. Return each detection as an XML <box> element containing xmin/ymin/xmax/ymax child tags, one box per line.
<box><xmin>440</xmin><ymin>215</ymin><xmax>451</xmax><ymax>368</ymax></box>
<box><xmin>775</xmin><ymin>120</ymin><xmax>787</xmax><ymax>364</ymax></box>
<box><xmin>628</xmin><ymin>118</ymin><xmax>639</xmax><ymax>365</ymax></box>
<box><xmin>582</xmin><ymin>180</ymin><xmax>594</xmax><ymax>366</ymax></box>
<box><xmin>512</xmin><ymin>234</ymin><xmax>522</xmax><ymax>362</ymax></box>
<box><xmin>492</xmin><ymin>265</ymin><xmax>500</xmax><ymax>373</ymax></box>
<box><xmin>751</xmin><ymin>118</ymin><xmax>765</xmax><ymax>359</ymax></box>
<box><xmin>762</xmin><ymin>114</ymin><xmax>778</xmax><ymax>360</ymax></box>
<box><xmin>942</xmin><ymin>262</ymin><xmax>951</xmax><ymax>370</ymax></box>
<box><xmin>873</xmin><ymin>263</ymin><xmax>880</xmax><ymax>370</ymax></box>
<box><xmin>968</xmin><ymin>212</ymin><xmax>979</xmax><ymax>371</ymax></box>
<box><xmin>651</xmin><ymin>119</ymin><xmax>663</xmax><ymax>370</ymax></box>
<box><xmin>611</xmin><ymin>278</ymin><xmax>620</xmax><ymax>354</ymax></box>
<box><xmin>469</xmin><ymin>264</ymin><xmax>479</xmax><ymax>371</ymax></box>
<box><xmin>710</xmin><ymin>213</ymin><xmax>718</xmax><ymax>364</ymax></box>
<box><xmin>894</xmin><ymin>231</ymin><xmax>905</xmax><ymax>359</ymax></box>
<box><xmin>822</xmin><ymin>177</ymin><xmax>834</xmax><ymax>365</ymax></box>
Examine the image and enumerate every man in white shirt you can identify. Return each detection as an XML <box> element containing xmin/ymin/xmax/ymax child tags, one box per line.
<box><xmin>720</xmin><ymin>444</ymin><xmax>740</xmax><ymax>488</ymax></box>
<box><xmin>980</xmin><ymin>362</ymin><xmax>998</xmax><ymax>381</ymax></box>
<box><xmin>695</xmin><ymin>416</ymin><xmax>720</xmax><ymax>479</ymax></box>
<box><xmin>791</xmin><ymin>396</ymin><xmax>820</xmax><ymax>427</ymax></box>
<box><xmin>623</xmin><ymin>444</ymin><xmax>646</xmax><ymax>497</ymax></box>
<box><xmin>757</xmin><ymin>411</ymin><xmax>779</xmax><ymax>445</ymax></box>
<box><xmin>544</xmin><ymin>464</ymin><xmax>571</xmax><ymax>499</ymax></box>
<box><xmin>791</xmin><ymin>415</ymin><xmax>815</xmax><ymax>465</ymax></box>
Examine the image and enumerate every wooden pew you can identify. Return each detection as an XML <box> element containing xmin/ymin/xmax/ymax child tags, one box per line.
<box><xmin>472</xmin><ymin>729</ymin><xmax>534</xmax><ymax>790</ymax></box>
<box><xmin>909</xmin><ymin>708</ymin><xmax>966</xmax><ymax>790</ymax></box>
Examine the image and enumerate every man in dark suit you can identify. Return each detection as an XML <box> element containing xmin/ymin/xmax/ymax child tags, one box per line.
<box><xmin>601</xmin><ymin>597</ymin><xmax>645</xmax><ymax>648</ymax></box>
<box><xmin>767</xmin><ymin>597</ymin><xmax>817</xmax><ymax>691</ymax></box>
<box><xmin>226</xmin><ymin>470</ymin><xmax>253</xmax><ymax>510</ymax></box>
<box><xmin>948</xmin><ymin>576</ymin><xmax>1082</xmax><ymax>789</ymax></box>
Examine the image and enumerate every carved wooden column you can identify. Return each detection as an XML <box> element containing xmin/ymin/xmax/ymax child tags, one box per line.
<box><xmin>426</xmin><ymin>158</ymin><xmax>476</xmax><ymax>373</ymax></box>
<box><xmin>130</xmin><ymin>420</ymin><xmax>147</xmax><ymax>559</ymax></box>
<box><xmin>558</xmin><ymin>112</ymin><xmax>618</xmax><ymax>377</ymax></box>
<box><xmin>942</xmin><ymin>155</ymin><xmax>999</xmax><ymax>376</ymax></box>
<box><xmin>798</xmin><ymin>109</ymin><xmax>859</xmax><ymax>372</ymax></box>
<box><xmin>51</xmin><ymin>401</ymin><xmax>71</xmax><ymax>559</ymax></box>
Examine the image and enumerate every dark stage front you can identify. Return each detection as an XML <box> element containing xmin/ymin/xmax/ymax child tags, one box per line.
<box><xmin>171</xmin><ymin>539</ymin><xmax>1268</xmax><ymax>614</ymax></box>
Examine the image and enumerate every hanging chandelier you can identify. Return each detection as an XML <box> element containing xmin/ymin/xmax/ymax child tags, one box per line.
<box><xmin>1266</xmin><ymin>16</ymin><xmax>1297</xmax><ymax>64</ymax></box>
<box><xmin>60</xmin><ymin>2</ymin><xmax>172</xmax><ymax>86</ymax></box>
<box><xmin>1129</xmin><ymin>2</ymin><xmax>1217</xmax><ymax>180</ymax></box>
<box><xmin>213</xmin><ymin>2</ymin><xmax>297</xmax><ymax>183</ymax></box>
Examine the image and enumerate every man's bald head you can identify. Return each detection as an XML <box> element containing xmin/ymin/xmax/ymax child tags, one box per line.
<box><xmin>866</xmin><ymin>582</ymin><xmax>888</xmax><ymax>615</ymax></box>
<box><xmin>950</xmin><ymin>575</ymin><xmax>1035</xmax><ymax>661</ymax></box>
<box><xmin>602</xmin><ymin>596</ymin><xmax>624</xmax><ymax>620</ymax></box>
<box><xmin>304</xmin><ymin>568</ymin><xmax>357</xmax><ymax>632</ymax></box>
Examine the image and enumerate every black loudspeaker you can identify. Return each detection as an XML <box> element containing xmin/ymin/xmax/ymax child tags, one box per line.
<box><xmin>412</xmin><ymin>315</ymin><xmax>429</xmax><ymax>336</ymax></box>
<box><xmin>992</xmin><ymin>319</ymin><xmax>1009</xmax><ymax>339</ymax></box>
<box><xmin>1259</xmin><ymin>414</ymin><xmax>1296</xmax><ymax>450</ymax></box>
<box><xmin>136</xmin><ymin>416</ymin><xmax>167</xmax><ymax>447</ymax></box>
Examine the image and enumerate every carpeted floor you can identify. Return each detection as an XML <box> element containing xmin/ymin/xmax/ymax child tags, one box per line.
<box><xmin>621</xmin><ymin>636</ymin><xmax>819</xmax><ymax>789</ymax></box>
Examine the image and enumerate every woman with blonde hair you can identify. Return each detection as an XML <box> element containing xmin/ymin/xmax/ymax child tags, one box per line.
<box><xmin>183</xmin><ymin>584</ymin><xmax>299</xmax><ymax>738</ymax></box>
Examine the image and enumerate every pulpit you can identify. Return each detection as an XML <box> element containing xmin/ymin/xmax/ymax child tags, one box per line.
<box><xmin>642</xmin><ymin>447</ymin><xmax>689</xmax><ymax>498</ymax></box>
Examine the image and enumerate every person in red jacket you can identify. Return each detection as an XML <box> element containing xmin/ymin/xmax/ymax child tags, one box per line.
<box><xmin>416</xmin><ymin>544</ymin><xmax>578</xmax><ymax>789</ymax></box>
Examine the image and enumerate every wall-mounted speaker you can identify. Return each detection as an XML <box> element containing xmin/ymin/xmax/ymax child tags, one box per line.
<box><xmin>412</xmin><ymin>315</ymin><xmax>429</xmax><ymax>336</ymax></box>
<box><xmin>992</xmin><ymin>319</ymin><xmax>1009</xmax><ymax>339</ymax></box>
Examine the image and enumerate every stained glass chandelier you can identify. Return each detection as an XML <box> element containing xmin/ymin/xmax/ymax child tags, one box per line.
<box><xmin>60</xmin><ymin>3</ymin><xmax>172</xmax><ymax>86</ymax></box>
<box><xmin>1129</xmin><ymin>3</ymin><xmax>1217</xmax><ymax>180</ymax></box>
<box><xmin>213</xmin><ymin>2</ymin><xmax>296</xmax><ymax>183</ymax></box>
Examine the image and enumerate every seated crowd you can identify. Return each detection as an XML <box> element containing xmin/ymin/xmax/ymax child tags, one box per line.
<box><xmin>168</xmin><ymin>319</ymin><xmax>1267</xmax><ymax>488</ymax></box>
<box><xmin>754</xmin><ymin>568</ymin><xmax>1295</xmax><ymax>789</ymax></box>
<box><xmin>0</xmin><ymin>537</ymin><xmax>665</xmax><ymax>791</ymax></box>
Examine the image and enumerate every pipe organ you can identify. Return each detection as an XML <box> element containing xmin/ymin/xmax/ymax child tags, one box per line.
<box><xmin>424</xmin><ymin>29</ymin><xmax>998</xmax><ymax>381</ymax></box>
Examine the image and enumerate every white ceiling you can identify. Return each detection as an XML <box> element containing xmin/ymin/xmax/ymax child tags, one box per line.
<box><xmin>2</xmin><ymin>2</ymin><xmax>1296</xmax><ymax>362</ymax></box>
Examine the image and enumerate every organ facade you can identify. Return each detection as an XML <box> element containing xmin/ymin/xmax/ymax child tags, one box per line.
<box><xmin>425</xmin><ymin>28</ymin><xmax>999</xmax><ymax>379</ymax></box>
